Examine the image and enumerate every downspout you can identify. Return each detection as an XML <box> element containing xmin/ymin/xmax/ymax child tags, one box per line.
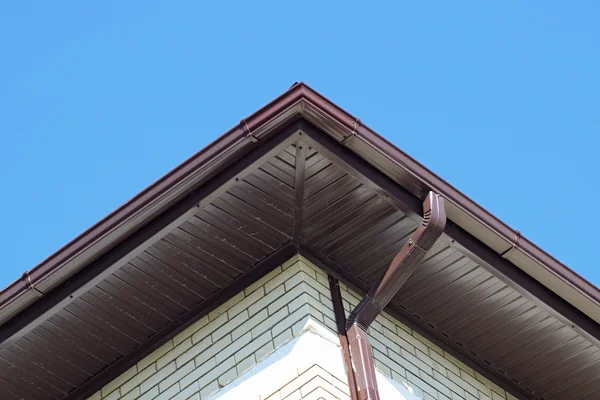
<box><xmin>346</xmin><ymin>191</ymin><xmax>446</xmax><ymax>400</ymax></box>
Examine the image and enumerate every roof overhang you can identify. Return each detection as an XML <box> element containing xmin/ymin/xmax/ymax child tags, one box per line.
<box><xmin>3</xmin><ymin>83</ymin><xmax>597</xmax><ymax>328</ymax></box>
<box><xmin>1</xmin><ymin>83</ymin><xmax>599</xmax><ymax>400</ymax></box>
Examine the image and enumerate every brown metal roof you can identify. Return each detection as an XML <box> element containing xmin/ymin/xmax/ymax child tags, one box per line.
<box><xmin>1</xmin><ymin>83</ymin><xmax>599</xmax><ymax>400</ymax></box>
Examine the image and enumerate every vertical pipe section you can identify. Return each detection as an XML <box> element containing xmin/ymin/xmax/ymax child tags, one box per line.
<box><xmin>346</xmin><ymin>191</ymin><xmax>446</xmax><ymax>400</ymax></box>
<box><xmin>329</xmin><ymin>275</ymin><xmax>359</xmax><ymax>400</ymax></box>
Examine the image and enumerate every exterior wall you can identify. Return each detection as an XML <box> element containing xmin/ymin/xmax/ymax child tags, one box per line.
<box><xmin>212</xmin><ymin>321</ymin><xmax>354</xmax><ymax>400</ymax></box>
<box><xmin>90</xmin><ymin>255</ymin><xmax>515</xmax><ymax>400</ymax></box>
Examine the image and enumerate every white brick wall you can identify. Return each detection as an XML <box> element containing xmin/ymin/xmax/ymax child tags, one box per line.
<box><xmin>90</xmin><ymin>255</ymin><xmax>516</xmax><ymax>400</ymax></box>
<box><xmin>264</xmin><ymin>364</ymin><xmax>350</xmax><ymax>400</ymax></box>
<box><xmin>91</xmin><ymin>255</ymin><xmax>338</xmax><ymax>400</ymax></box>
<box><xmin>212</xmin><ymin>323</ymin><xmax>356</xmax><ymax>400</ymax></box>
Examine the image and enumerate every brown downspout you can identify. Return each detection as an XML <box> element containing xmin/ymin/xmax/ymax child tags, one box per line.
<box><xmin>329</xmin><ymin>275</ymin><xmax>360</xmax><ymax>400</ymax></box>
<box><xmin>346</xmin><ymin>191</ymin><xmax>446</xmax><ymax>400</ymax></box>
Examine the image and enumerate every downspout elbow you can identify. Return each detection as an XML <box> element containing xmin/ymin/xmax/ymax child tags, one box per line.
<box><xmin>347</xmin><ymin>191</ymin><xmax>446</xmax><ymax>331</ymax></box>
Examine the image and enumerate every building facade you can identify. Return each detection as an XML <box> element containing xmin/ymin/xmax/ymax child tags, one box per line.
<box><xmin>1</xmin><ymin>84</ymin><xmax>599</xmax><ymax>400</ymax></box>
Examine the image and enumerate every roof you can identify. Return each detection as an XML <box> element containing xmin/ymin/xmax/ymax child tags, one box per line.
<box><xmin>1</xmin><ymin>83</ymin><xmax>599</xmax><ymax>400</ymax></box>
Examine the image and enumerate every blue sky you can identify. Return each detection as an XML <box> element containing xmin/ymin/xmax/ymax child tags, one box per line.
<box><xmin>1</xmin><ymin>2</ymin><xmax>598</xmax><ymax>290</ymax></box>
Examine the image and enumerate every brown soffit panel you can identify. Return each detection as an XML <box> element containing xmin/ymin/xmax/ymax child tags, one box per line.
<box><xmin>0</xmin><ymin>123</ymin><xmax>304</xmax><ymax>349</ymax></box>
<box><xmin>3</xmin><ymin>82</ymin><xmax>597</xmax><ymax>328</ymax></box>
<box><xmin>293</xmin><ymin>140</ymin><xmax>599</xmax><ymax>400</ymax></box>
<box><xmin>1</xmin><ymin>136</ymin><xmax>300</xmax><ymax>400</ymax></box>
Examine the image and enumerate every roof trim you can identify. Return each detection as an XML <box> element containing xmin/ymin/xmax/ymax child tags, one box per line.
<box><xmin>3</xmin><ymin>83</ymin><xmax>595</xmax><ymax>325</ymax></box>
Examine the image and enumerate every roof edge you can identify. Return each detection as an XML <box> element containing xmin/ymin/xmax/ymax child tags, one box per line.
<box><xmin>2</xmin><ymin>82</ymin><xmax>598</xmax><ymax>327</ymax></box>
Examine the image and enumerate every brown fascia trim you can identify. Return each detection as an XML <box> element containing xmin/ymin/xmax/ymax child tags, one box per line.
<box><xmin>346</xmin><ymin>192</ymin><xmax>447</xmax><ymax>400</ymax></box>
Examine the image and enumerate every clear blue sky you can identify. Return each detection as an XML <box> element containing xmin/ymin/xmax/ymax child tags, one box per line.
<box><xmin>1</xmin><ymin>2</ymin><xmax>599</xmax><ymax>290</ymax></box>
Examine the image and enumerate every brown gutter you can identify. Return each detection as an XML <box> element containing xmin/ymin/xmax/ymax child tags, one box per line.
<box><xmin>346</xmin><ymin>191</ymin><xmax>446</xmax><ymax>400</ymax></box>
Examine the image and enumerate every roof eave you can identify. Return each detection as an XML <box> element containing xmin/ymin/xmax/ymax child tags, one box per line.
<box><xmin>2</xmin><ymin>81</ymin><xmax>598</xmax><ymax>332</ymax></box>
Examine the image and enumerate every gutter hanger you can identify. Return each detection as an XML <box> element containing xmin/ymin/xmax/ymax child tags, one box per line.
<box><xmin>346</xmin><ymin>191</ymin><xmax>446</xmax><ymax>400</ymax></box>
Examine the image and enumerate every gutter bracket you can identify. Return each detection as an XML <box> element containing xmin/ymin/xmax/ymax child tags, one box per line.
<box><xmin>23</xmin><ymin>271</ymin><xmax>44</xmax><ymax>298</ymax></box>
<box><xmin>241</xmin><ymin>118</ymin><xmax>261</xmax><ymax>143</ymax></box>
<box><xmin>345</xmin><ymin>191</ymin><xmax>446</xmax><ymax>400</ymax></box>
<box><xmin>340</xmin><ymin>118</ymin><xmax>361</xmax><ymax>145</ymax></box>
<box><xmin>500</xmin><ymin>229</ymin><xmax>521</xmax><ymax>259</ymax></box>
